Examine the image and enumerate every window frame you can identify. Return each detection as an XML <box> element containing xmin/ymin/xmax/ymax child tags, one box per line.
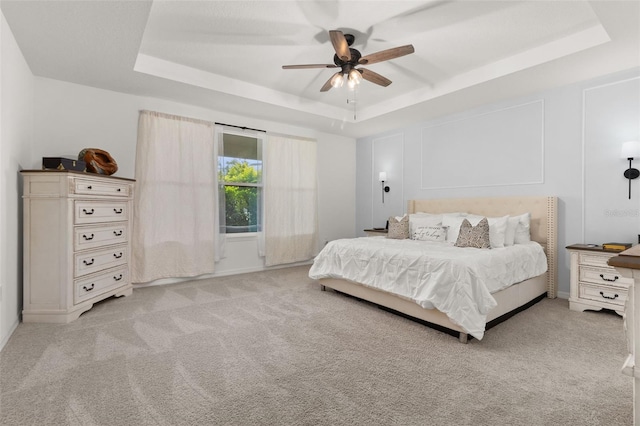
<box><xmin>216</xmin><ymin>127</ymin><xmax>265</xmax><ymax>235</ymax></box>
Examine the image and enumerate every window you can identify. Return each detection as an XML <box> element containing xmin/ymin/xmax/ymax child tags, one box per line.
<box><xmin>217</xmin><ymin>131</ymin><xmax>263</xmax><ymax>233</ymax></box>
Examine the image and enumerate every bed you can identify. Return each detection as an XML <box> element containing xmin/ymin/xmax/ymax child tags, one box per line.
<box><xmin>310</xmin><ymin>196</ymin><xmax>557</xmax><ymax>343</ymax></box>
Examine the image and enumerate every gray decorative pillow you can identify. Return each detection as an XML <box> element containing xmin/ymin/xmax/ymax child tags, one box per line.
<box><xmin>455</xmin><ymin>217</ymin><xmax>491</xmax><ymax>249</ymax></box>
<box><xmin>387</xmin><ymin>215</ymin><xmax>409</xmax><ymax>239</ymax></box>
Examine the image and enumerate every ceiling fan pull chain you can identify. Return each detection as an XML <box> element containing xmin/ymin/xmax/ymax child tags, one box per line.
<box><xmin>347</xmin><ymin>87</ymin><xmax>357</xmax><ymax>120</ymax></box>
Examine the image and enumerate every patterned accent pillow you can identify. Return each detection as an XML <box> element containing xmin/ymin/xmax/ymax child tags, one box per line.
<box><xmin>413</xmin><ymin>226</ymin><xmax>447</xmax><ymax>242</ymax></box>
<box><xmin>454</xmin><ymin>218</ymin><xmax>491</xmax><ymax>249</ymax></box>
<box><xmin>387</xmin><ymin>215</ymin><xmax>409</xmax><ymax>239</ymax></box>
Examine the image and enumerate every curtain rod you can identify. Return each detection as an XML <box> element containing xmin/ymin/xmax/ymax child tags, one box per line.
<box><xmin>215</xmin><ymin>122</ymin><xmax>266</xmax><ymax>133</ymax></box>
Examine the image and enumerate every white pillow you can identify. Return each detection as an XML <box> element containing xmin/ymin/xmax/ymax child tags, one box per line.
<box><xmin>413</xmin><ymin>226</ymin><xmax>447</xmax><ymax>242</ymax></box>
<box><xmin>409</xmin><ymin>213</ymin><xmax>442</xmax><ymax>238</ymax></box>
<box><xmin>444</xmin><ymin>214</ymin><xmax>509</xmax><ymax>248</ymax></box>
<box><xmin>504</xmin><ymin>216</ymin><xmax>520</xmax><ymax>246</ymax></box>
<box><xmin>442</xmin><ymin>214</ymin><xmax>468</xmax><ymax>243</ymax></box>
<box><xmin>513</xmin><ymin>213</ymin><xmax>531</xmax><ymax>244</ymax></box>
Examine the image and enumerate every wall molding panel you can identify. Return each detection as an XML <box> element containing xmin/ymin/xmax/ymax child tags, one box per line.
<box><xmin>582</xmin><ymin>76</ymin><xmax>640</xmax><ymax>243</ymax></box>
<box><xmin>372</xmin><ymin>133</ymin><xmax>404</xmax><ymax>225</ymax></box>
<box><xmin>420</xmin><ymin>99</ymin><xmax>545</xmax><ymax>190</ymax></box>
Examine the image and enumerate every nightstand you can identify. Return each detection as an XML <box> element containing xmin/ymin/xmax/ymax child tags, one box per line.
<box><xmin>363</xmin><ymin>229</ymin><xmax>388</xmax><ymax>237</ymax></box>
<box><xmin>567</xmin><ymin>244</ymin><xmax>632</xmax><ymax>316</ymax></box>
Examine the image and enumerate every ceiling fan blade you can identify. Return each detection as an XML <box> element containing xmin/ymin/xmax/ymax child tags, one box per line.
<box><xmin>359</xmin><ymin>45</ymin><xmax>415</xmax><ymax>65</ymax></box>
<box><xmin>359</xmin><ymin>68</ymin><xmax>392</xmax><ymax>87</ymax></box>
<box><xmin>329</xmin><ymin>30</ymin><xmax>351</xmax><ymax>62</ymax></box>
<box><xmin>320</xmin><ymin>74</ymin><xmax>336</xmax><ymax>92</ymax></box>
<box><xmin>282</xmin><ymin>64</ymin><xmax>338</xmax><ymax>69</ymax></box>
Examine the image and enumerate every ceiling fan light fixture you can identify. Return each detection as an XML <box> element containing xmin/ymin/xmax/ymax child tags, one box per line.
<box><xmin>348</xmin><ymin>68</ymin><xmax>362</xmax><ymax>85</ymax></box>
<box><xmin>330</xmin><ymin>72</ymin><xmax>344</xmax><ymax>88</ymax></box>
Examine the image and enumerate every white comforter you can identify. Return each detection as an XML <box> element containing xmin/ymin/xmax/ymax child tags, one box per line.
<box><xmin>308</xmin><ymin>237</ymin><xmax>548</xmax><ymax>340</ymax></box>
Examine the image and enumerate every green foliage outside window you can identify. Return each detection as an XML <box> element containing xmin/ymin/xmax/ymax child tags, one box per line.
<box><xmin>221</xmin><ymin>160</ymin><xmax>261</xmax><ymax>231</ymax></box>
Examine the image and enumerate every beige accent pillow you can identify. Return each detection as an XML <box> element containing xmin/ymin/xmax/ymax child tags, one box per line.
<box><xmin>387</xmin><ymin>215</ymin><xmax>409</xmax><ymax>239</ymax></box>
<box><xmin>454</xmin><ymin>218</ymin><xmax>491</xmax><ymax>249</ymax></box>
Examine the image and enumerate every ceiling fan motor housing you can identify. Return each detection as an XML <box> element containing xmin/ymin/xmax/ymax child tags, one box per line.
<box><xmin>334</xmin><ymin>48</ymin><xmax>362</xmax><ymax>70</ymax></box>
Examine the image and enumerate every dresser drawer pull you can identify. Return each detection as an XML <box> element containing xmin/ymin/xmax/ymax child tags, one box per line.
<box><xmin>600</xmin><ymin>291</ymin><xmax>619</xmax><ymax>300</ymax></box>
<box><xmin>113</xmin><ymin>230</ymin><xmax>123</xmax><ymax>236</ymax></box>
<box><xmin>117</xmin><ymin>188</ymin><xmax>121</xmax><ymax>192</ymax></box>
<box><xmin>87</xmin><ymin>185</ymin><xmax>92</xmax><ymax>190</ymax></box>
<box><xmin>599</xmin><ymin>274</ymin><xmax>619</xmax><ymax>282</ymax></box>
<box><xmin>113</xmin><ymin>274</ymin><xmax>123</xmax><ymax>281</ymax></box>
<box><xmin>113</xmin><ymin>208</ymin><xmax>123</xmax><ymax>214</ymax></box>
<box><xmin>82</xmin><ymin>233</ymin><xmax>95</xmax><ymax>241</ymax></box>
<box><xmin>83</xmin><ymin>283</ymin><xmax>95</xmax><ymax>292</ymax></box>
<box><xmin>83</xmin><ymin>258</ymin><xmax>95</xmax><ymax>266</ymax></box>
<box><xmin>83</xmin><ymin>208</ymin><xmax>95</xmax><ymax>215</ymax></box>
<box><xmin>113</xmin><ymin>252</ymin><xmax>123</xmax><ymax>259</ymax></box>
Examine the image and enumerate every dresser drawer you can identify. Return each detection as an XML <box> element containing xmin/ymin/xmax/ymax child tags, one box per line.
<box><xmin>74</xmin><ymin>223</ymin><xmax>127</xmax><ymax>251</ymax></box>
<box><xmin>579</xmin><ymin>282</ymin><xmax>627</xmax><ymax>307</ymax></box>
<box><xmin>74</xmin><ymin>267</ymin><xmax>128</xmax><ymax>304</ymax></box>
<box><xmin>74</xmin><ymin>244</ymin><xmax>127</xmax><ymax>277</ymax></box>
<box><xmin>579</xmin><ymin>265</ymin><xmax>632</xmax><ymax>287</ymax></box>
<box><xmin>579</xmin><ymin>252</ymin><xmax>616</xmax><ymax>268</ymax></box>
<box><xmin>72</xmin><ymin>178</ymin><xmax>131</xmax><ymax>197</ymax></box>
<box><xmin>75</xmin><ymin>201</ymin><xmax>128</xmax><ymax>224</ymax></box>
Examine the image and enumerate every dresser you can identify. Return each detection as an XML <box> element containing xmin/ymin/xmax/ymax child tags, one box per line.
<box><xmin>608</xmin><ymin>246</ymin><xmax>640</xmax><ymax>425</ymax></box>
<box><xmin>567</xmin><ymin>244</ymin><xmax>632</xmax><ymax>316</ymax></box>
<box><xmin>21</xmin><ymin>170</ymin><xmax>135</xmax><ymax>323</ymax></box>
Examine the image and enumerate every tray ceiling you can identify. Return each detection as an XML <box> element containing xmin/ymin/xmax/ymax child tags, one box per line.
<box><xmin>1</xmin><ymin>1</ymin><xmax>639</xmax><ymax>137</ymax></box>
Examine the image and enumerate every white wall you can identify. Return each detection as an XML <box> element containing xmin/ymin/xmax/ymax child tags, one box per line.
<box><xmin>0</xmin><ymin>11</ymin><xmax>34</xmax><ymax>350</ymax></box>
<box><xmin>32</xmin><ymin>77</ymin><xmax>357</xmax><ymax>282</ymax></box>
<box><xmin>356</xmin><ymin>68</ymin><xmax>640</xmax><ymax>298</ymax></box>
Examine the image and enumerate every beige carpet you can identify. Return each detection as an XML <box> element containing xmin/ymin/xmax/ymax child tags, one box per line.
<box><xmin>0</xmin><ymin>265</ymin><xmax>631</xmax><ymax>425</ymax></box>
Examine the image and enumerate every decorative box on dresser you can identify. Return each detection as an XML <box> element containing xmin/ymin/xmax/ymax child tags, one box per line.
<box><xmin>21</xmin><ymin>170</ymin><xmax>135</xmax><ymax>323</ymax></box>
<box><xmin>567</xmin><ymin>244</ymin><xmax>632</xmax><ymax>316</ymax></box>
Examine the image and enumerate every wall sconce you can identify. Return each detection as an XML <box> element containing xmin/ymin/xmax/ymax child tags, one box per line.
<box><xmin>621</xmin><ymin>141</ymin><xmax>640</xmax><ymax>199</ymax></box>
<box><xmin>379</xmin><ymin>172</ymin><xmax>390</xmax><ymax>203</ymax></box>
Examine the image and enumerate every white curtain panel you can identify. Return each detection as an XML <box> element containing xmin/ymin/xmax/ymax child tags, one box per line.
<box><xmin>132</xmin><ymin>111</ymin><xmax>217</xmax><ymax>283</ymax></box>
<box><xmin>264</xmin><ymin>134</ymin><xmax>318</xmax><ymax>266</ymax></box>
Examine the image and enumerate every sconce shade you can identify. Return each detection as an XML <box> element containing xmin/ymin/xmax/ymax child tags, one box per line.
<box><xmin>379</xmin><ymin>172</ymin><xmax>387</xmax><ymax>182</ymax></box>
<box><xmin>621</xmin><ymin>141</ymin><xmax>640</xmax><ymax>159</ymax></box>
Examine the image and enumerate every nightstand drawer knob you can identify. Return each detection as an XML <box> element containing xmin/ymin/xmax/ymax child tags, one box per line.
<box><xmin>600</xmin><ymin>291</ymin><xmax>619</xmax><ymax>300</ymax></box>
<box><xmin>82</xmin><ymin>233</ymin><xmax>94</xmax><ymax>241</ymax></box>
<box><xmin>83</xmin><ymin>283</ymin><xmax>95</xmax><ymax>292</ymax></box>
<box><xmin>600</xmin><ymin>274</ymin><xmax>619</xmax><ymax>282</ymax></box>
<box><xmin>83</xmin><ymin>258</ymin><xmax>95</xmax><ymax>266</ymax></box>
<box><xmin>113</xmin><ymin>274</ymin><xmax>123</xmax><ymax>281</ymax></box>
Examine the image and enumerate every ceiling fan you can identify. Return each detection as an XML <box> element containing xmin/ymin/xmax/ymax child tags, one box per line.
<box><xmin>282</xmin><ymin>30</ymin><xmax>415</xmax><ymax>92</ymax></box>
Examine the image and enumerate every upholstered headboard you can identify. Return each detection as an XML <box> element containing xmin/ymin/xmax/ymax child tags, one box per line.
<box><xmin>408</xmin><ymin>196</ymin><xmax>558</xmax><ymax>298</ymax></box>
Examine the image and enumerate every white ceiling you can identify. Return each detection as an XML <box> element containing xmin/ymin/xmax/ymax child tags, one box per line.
<box><xmin>1</xmin><ymin>1</ymin><xmax>639</xmax><ymax>138</ymax></box>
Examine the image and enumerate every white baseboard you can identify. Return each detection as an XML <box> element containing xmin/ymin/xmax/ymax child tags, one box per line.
<box><xmin>0</xmin><ymin>317</ymin><xmax>20</xmax><ymax>353</ymax></box>
<box><xmin>134</xmin><ymin>260</ymin><xmax>313</xmax><ymax>288</ymax></box>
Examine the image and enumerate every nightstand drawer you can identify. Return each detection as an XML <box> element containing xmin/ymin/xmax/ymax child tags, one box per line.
<box><xmin>579</xmin><ymin>265</ymin><xmax>632</xmax><ymax>287</ymax></box>
<box><xmin>579</xmin><ymin>282</ymin><xmax>627</xmax><ymax>307</ymax></box>
<box><xmin>579</xmin><ymin>252</ymin><xmax>617</xmax><ymax>268</ymax></box>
